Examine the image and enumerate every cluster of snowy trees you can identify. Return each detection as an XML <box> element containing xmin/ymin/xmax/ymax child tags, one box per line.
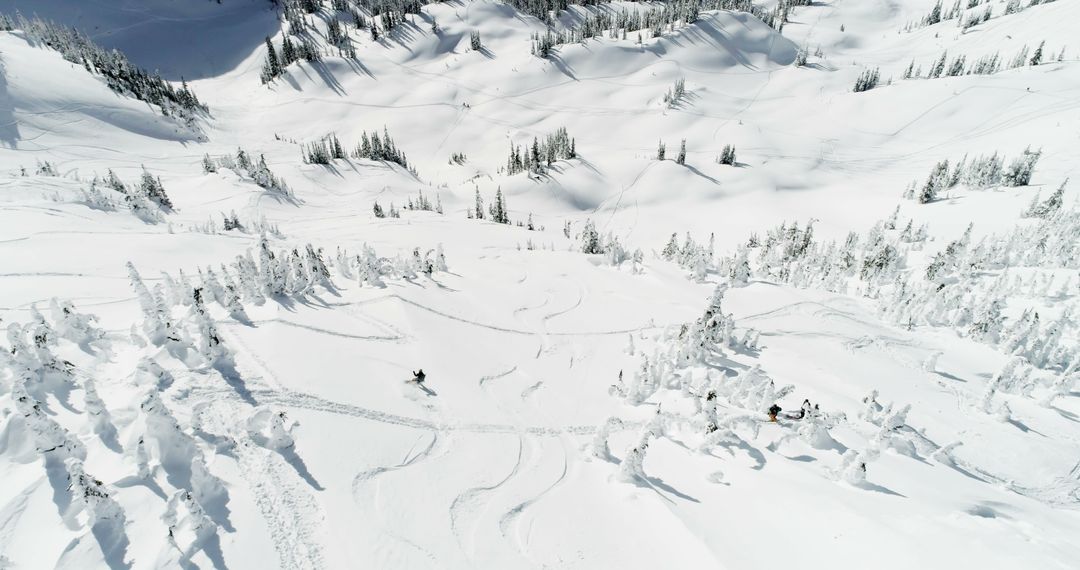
<box><xmin>0</xmin><ymin>13</ymin><xmax>207</xmax><ymax>124</ymax></box>
<box><xmin>0</xmin><ymin>300</ymin><xmax>135</xmax><ymax>557</ymax></box>
<box><xmin>111</xmin><ymin>268</ymin><xmax>241</xmax><ymax>562</ymax></box>
<box><xmin>574</xmin><ymin>219</ymin><xmax>643</xmax><ymax>266</ymax></box>
<box><xmin>902</xmin><ymin>41</ymin><xmax>1062</xmax><ymax>82</ymax></box>
<box><xmin>13</xmin><ymin>160</ymin><xmax>60</xmax><ymax>178</ymax></box>
<box><xmin>302</xmin><ymin>134</ymin><xmax>346</xmax><ymax>164</ymax></box>
<box><xmin>353</xmin><ymin>128</ymin><xmax>412</xmax><ymax>171</ymax></box>
<box><xmin>596</xmin><ymin>287</ymin><xmax>830</xmax><ymax>486</ymax></box>
<box><xmin>608</xmin><ymin>287</ymin><xmax>763</xmax><ymax>409</ymax></box>
<box><xmin>260</xmin><ymin>34</ymin><xmax>325</xmax><ymax>83</ymax></box>
<box><xmin>525</xmin><ymin>0</ymin><xmax>795</xmax><ymax>58</ymax></box>
<box><xmin>175</xmin><ymin>237</ymin><xmax>448</xmax><ymax>307</ymax></box>
<box><xmin>300</xmin><ymin>129</ymin><xmax>413</xmax><ymax>172</ymax></box>
<box><xmin>852</xmin><ymin>67</ymin><xmax>881</xmax><ymax>92</ymax></box>
<box><xmin>904</xmin><ymin>146</ymin><xmax>1042</xmax><ymax>203</ymax></box>
<box><xmin>203</xmin><ymin>149</ymin><xmax>294</xmax><ymax>199</ymax></box>
<box><xmin>404</xmin><ymin>189</ymin><xmax>442</xmax><ymax>213</ymax></box>
<box><xmin>279</xmin><ymin>0</ymin><xmax>423</xmax><ymax>53</ymax></box>
<box><xmin>1023</xmin><ymin>179</ymin><xmax>1067</xmax><ymax>219</ymax></box>
<box><xmin>449</xmin><ymin>152</ymin><xmax>467</xmax><ymax>165</ymax></box>
<box><xmin>331</xmin><ymin>242</ymin><xmax>449</xmax><ymax>286</ymax></box>
<box><xmin>21</xmin><ymin>160</ymin><xmax>61</xmax><ymax>177</ymax></box>
<box><xmin>902</xmin><ymin>0</ymin><xmax>1014</xmax><ymax>32</ymax></box>
<box><xmin>468</xmin><ymin>187</ymin><xmax>511</xmax><ymax>223</ymax></box>
<box><xmin>507</xmin><ymin>0</ymin><xmax>712</xmax><ymax>26</ymax></box>
<box><xmin>3</xmin><ymin>300</ymin><xmax>105</xmax><ymax>407</ymax></box>
<box><xmin>626</xmin><ymin>206</ymin><xmax>1078</xmax><ymax>487</ymax></box>
<box><xmin>670</xmin><ymin>201</ymin><xmax>1079</xmax><ymax>402</ymax></box>
<box><xmin>903</xmin><ymin>0</ymin><xmax>1061</xmax><ymax>33</ymax></box>
<box><xmin>186</xmin><ymin>211</ymin><xmax>285</xmax><ymax>239</ymax></box>
<box><xmin>662</xmin><ymin>78</ymin><xmax>687</xmax><ymax>108</ymax></box>
<box><xmin>77</xmin><ymin>167</ymin><xmax>174</xmax><ymax>222</ymax></box>
<box><xmin>880</xmin><ymin>211</ymin><xmax>1079</xmax><ymax>380</ymax></box>
<box><xmin>717</xmin><ymin>144</ymin><xmax>737</xmax><ymax>165</ymax></box>
<box><xmin>662</xmin><ymin>231</ymin><xmax>723</xmax><ymax>282</ymax></box>
<box><xmin>263</xmin><ymin>0</ymin><xmax>453</xmax><ymax>83</ymax></box>
<box><xmin>903</xmin><ymin>0</ymin><xmax>987</xmax><ymax>31</ymax></box>
<box><xmin>372</xmin><ymin>200</ymin><xmax>400</xmax><ymax>218</ymax></box>
<box><xmin>464</xmin><ymin>187</ymin><xmax>543</xmax><ymax>233</ymax></box>
<box><xmin>374</xmin><ymin>189</ymin><xmax>442</xmax><ymax>218</ymax></box>
<box><xmin>665</xmin><ymin>208</ymin><xmax>931</xmax><ymax>292</ymax></box>
<box><xmin>504</xmin><ymin>127</ymin><xmax>576</xmax><ymax>175</ymax></box>
<box><xmin>128</xmin><ymin>262</ymin><xmax>244</xmax><ymax>364</ymax></box>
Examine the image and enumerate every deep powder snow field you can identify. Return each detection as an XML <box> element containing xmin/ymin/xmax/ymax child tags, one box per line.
<box><xmin>0</xmin><ymin>0</ymin><xmax>1078</xmax><ymax>568</ymax></box>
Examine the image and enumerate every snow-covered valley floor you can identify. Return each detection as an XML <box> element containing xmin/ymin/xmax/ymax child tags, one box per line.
<box><xmin>0</xmin><ymin>0</ymin><xmax>1078</xmax><ymax>568</ymax></box>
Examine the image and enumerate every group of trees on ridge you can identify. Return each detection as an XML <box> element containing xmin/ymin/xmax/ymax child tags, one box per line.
<box><xmin>0</xmin><ymin>13</ymin><xmax>207</xmax><ymax>124</ymax></box>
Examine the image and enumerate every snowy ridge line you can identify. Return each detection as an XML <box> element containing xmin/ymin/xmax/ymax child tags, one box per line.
<box><xmin>189</xmin><ymin>386</ymin><xmax>630</xmax><ymax>436</ymax></box>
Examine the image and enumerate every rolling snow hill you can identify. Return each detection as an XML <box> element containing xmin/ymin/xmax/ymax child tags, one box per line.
<box><xmin>0</xmin><ymin>0</ymin><xmax>1078</xmax><ymax>568</ymax></box>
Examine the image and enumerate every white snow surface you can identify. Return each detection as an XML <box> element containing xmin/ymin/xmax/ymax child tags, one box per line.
<box><xmin>0</xmin><ymin>0</ymin><xmax>1079</xmax><ymax>568</ymax></box>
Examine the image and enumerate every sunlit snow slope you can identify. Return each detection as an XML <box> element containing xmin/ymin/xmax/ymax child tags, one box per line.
<box><xmin>0</xmin><ymin>0</ymin><xmax>1078</xmax><ymax>568</ymax></box>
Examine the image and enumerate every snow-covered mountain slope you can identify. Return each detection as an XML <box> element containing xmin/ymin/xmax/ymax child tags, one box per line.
<box><xmin>0</xmin><ymin>0</ymin><xmax>1078</xmax><ymax>568</ymax></box>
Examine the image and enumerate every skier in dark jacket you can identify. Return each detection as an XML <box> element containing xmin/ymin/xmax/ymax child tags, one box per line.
<box><xmin>413</xmin><ymin>369</ymin><xmax>426</xmax><ymax>383</ymax></box>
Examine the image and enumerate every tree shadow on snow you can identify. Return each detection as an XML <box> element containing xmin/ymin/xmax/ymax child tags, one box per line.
<box><xmin>633</xmin><ymin>474</ymin><xmax>700</xmax><ymax>504</ymax></box>
<box><xmin>1050</xmin><ymin>406</ymin><xmax>1079</xmax><ymax>423</ymax></box>
<box><xmin>1006</xmin><ymin>418</ymin><xmax>1046</xmax><ymax>436</ymax></box>
<box><xmin>279</xmin><ymin>445</ymin><xmax>325</xmax><ymax>490</ymax></box>
<box><xmin>175</xmin><ymin>532</ymin><xmax>229</xmax><ymax>570</ymax></box>
<box><xmin>852</xmin><ymin>480</ymin><xmax>906</xmax><ymax>498</ymax></box>
<box><xmin>0</xmin><ymin>56</ymin><xmax>21</xmax><ymax>148</ymax></box>
<box><xmin>665</xmin><ymin>90</ymin><xmax>701</xmax><ymax>111</ymax></box>
<box><xmin>112</xmin><ymin>475</ymin><xmax>168</xmax><ymax>501</ymax></box>
<box><xmin>934</xmin><ymin>370</ymin><xmax>967</xmax><ymax>383</ymax></box>
<box><xmin>343</xmin><ymin>56</ymin><xmax>375</xmax><ymax>79</ymax></box>
<box><xmin>215</xmin><ymin>361</ymin><xmax>258</xmax><ymax>407</ymax></box>
<box><xmin>44</xmin><ymin>455</ymin><xmax>75</xmax><ymax>522</ymax></box>
<box><xmin>297</xmin><ymin>61</ymin><xmax>348</xmax><ymax>96</ymax></box>
<box><xmin>681</xmin><ymin>163</ymin><xmax>722</xmax><ymax>186</ymax></box>
<box><xmin>95</xmin><ymin>422</ymin><xmax>124</xmax><ymax>454</ymax></box>
<box><xmin>941</xmin><ymin>461</ymin><xmax>993</xmax><ymax>486</ymax></box>
<box><xmin>547</xmin><ymin>53</ymin><xmax>578</xmax><ymax>80</ymax></box>
<box><xmin>199</xmin><ymin>532</ymin><xmax>230</xmax><ymax>570</ymax></box>
<box><xmin>91</xmin><ymin>522</ymin><xmax>132</xmax><ymax>570</ymax></box>
<box><xmin>707</xmin><ymin>440</ymin><xmax>767</xmax><ymax>471</ymax></box>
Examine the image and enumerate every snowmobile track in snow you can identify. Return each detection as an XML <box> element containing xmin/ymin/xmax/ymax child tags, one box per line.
<box><xmin>233</xmin><ymin>438</ymin><xmax>327</xmax><ymax>570</ymax></box>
